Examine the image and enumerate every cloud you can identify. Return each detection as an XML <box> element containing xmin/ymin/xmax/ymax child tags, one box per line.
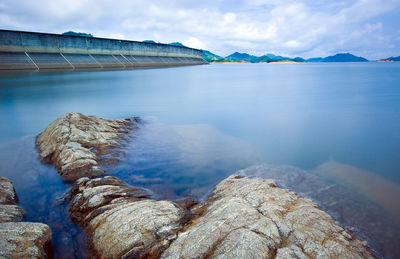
<box><xmin>183</xmin><ymin>37</ymin><xmax>206</xmax><ymax>49</ymax></box>
<box><xmin>0</xmin><ymin>0</ymin><xmax>399</xmax><ymax>59</ymax></box>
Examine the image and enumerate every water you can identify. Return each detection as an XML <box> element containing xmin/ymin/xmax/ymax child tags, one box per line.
<box><xmin>0</xmin><ymin>63</ymin><xmax>399</xmax><ymax>258</ymax></box>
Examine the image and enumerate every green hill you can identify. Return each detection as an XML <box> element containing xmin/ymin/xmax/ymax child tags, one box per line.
<box><xmin>202</xmin><ymin>50</ymin><xmax>227</xmax><ymax>62</ymax></box>
<box><xmin>225</xmin><ymin>52</ymin><xmax>259</xmax><ymax>62</ymax></box>
<box><xmin>62</xmin><ymin>31</ymin><xmax>93</xmax><ymax>37</ymax></box>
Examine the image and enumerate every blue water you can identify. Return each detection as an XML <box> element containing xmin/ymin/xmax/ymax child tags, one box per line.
<box><xmin>0</xmin><ymin>63</ymin><xmax>400</xmax><ymax>258</ymax></box>
<box><xmin>1</xmin><ymin>63</ymin><xmax>399</xmax><ymax>182</ymax></box>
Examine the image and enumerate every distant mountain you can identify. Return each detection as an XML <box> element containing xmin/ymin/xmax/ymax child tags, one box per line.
<box><xmin>306</xmin><ymin>57</ymin><xmax>324</xmax><ymax>62</ymax></box>
<box><xmin>202</xmin><ymin>50</ymin><xmax>226</xmax><ymax>62</ymax></box>
<box><xmin>391</xmin><ymin>56</ymin><xmax>400</xmax><ymax>61</ymax></box>
<box><xmin>62</xmin><ymin>31</ymin><xmax>93</xmax><ymax>37</ymax></box>
<box><xmin>169</xmin><ymin>42</ymin><xmax>185</xmax><ymax>47</ymax></box>
<box><xmin>225</xmin><ymin>52</ymin><xmax>259</xmax><ymax>63</ymax></box>
<box><xmin>306</xmin><ymin>53</ymin><xmax>368</xmax><ymax>62</ymax></box>
<box><xmin>382</xmin><ymin>56</ymin><xmax>400</xmax><ymax>61</ymax></box>
<box><xmin>142</xmin><ymin>40</ymin><xmax>157</xmax><ymax>43</ymax></box>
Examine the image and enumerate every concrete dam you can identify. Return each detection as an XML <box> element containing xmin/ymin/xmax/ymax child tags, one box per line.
<box><xmin>0</xmin><ymin>30</ymin><xmax>207</xmax><ymax>70</ymax></box>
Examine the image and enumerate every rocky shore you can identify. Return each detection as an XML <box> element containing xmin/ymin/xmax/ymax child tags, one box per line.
<box><xmin>0</xmin><ymin>177</ymin><xmax>52</xmax><ymax>258</ymax></box>
<box><xmin>30</xmin><ymin>112</ymin><xmax>377</xmax><ymax>258</ymax></box>
<box><xmin>36</xmin><ymin>112</ymin><xmax>137</xmax><ymax>181</ymax></box>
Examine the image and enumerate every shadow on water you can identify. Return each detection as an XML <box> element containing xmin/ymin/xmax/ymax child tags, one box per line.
<box><xmin>0</xmin><ymin>118</ymin><xmax>399</xmax><ymax>258</ymax></box>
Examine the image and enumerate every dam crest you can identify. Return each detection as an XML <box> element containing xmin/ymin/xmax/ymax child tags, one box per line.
<box><xmin>0</xmin><ymin>30</ymin><xmax>207</xmax><ymax>70</ymax></box>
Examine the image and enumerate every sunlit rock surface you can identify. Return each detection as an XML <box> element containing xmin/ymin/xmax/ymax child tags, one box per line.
<box><xmin>69</xmin><ymin>175</ymin><xmax>374</xmax><ymax>258</ymax></box>
<box><xmin>238</xmin><ymin>164</ymin><xmax>400</xmax><ymax>258</ymax></box>
<box><xmin>161</xmin><ymin>175</ymin><xmax>374</xmax><ymax>259</ymax></box>
<box><xmin>69</xmin><ymin>176</ymin><xmax>191</xmax><ymax>258</ymax></box>
<box><xmin>0</xmin><ymin>177</ymin><xmax>52</xmax><ymax>259</ymax></box>
<box><xmin>36</xmin><ymin>112</ymin><xmax>136</xmax><ymax>181</ymax></box>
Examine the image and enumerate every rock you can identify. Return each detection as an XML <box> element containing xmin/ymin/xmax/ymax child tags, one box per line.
<box><xmin>0</xmin><ymin>205</ymin><xmax>26</xmax><ymax>223</ymax></box>
<box><xmin>0</xmin><ymin>177</ymin><xmax>18</xmax><ymax>205</ymax></box>
<box><xmin>36</xmin><ymin>112</ymin><xmax>136</xmax><ymax>181</ymax></box>
<box><xmin>0</xmin><ymin>177</ymin><xmax>53</xmax><ymax>258</ymax></box>
<box><xmin>238</xmin><ymin>164</ymin><xmax>399</xmax><ymax>258</ymax></box>
<box><xmin>0</xmin><ymin>222</ymin><xmax>52</xmax><ymax>259</ymax></box>
<box><xmin>161</xmin><ymin>175</ymin><xmax>374</xmax><ymax>259</ymax></box>
<box><xmin>69</xmin><ymin>176</ymin><xmax>190</xmax><ymax>258</ymax></box>
<box><xmin>0</xmin><ymin>178</ymin><xmax>26</xmax><ymax>223</ymax></box>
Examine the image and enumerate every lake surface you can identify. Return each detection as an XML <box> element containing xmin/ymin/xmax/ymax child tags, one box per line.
<box><xmin>0</xmin><ymin>63</ymin><xmax>399</xmax><ymax>258</ymax></box>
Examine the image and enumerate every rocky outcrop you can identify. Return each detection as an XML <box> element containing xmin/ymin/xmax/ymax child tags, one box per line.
<box><xmin>69</xmin><ymin>176</ymin><xmax>191</xmax><ymax>258</ymax></box>
<box><xmin>68</xmin><ymin>175</ymin><xmax>374</xmax><ymax>258</ymax></box>
<box><xmin>161</xmin><ymin>175</ymin><xmax>374</xmax><ymax>258</ymax></box>
<box><xmin>36</xmin><ymin>112</ymin><xmax>137</xmax><ymax>181</ymax></box>
<box><xmin>0</xmin><ymin>177</ymin><xmax>52</xmax><ymax>258</ymax></box>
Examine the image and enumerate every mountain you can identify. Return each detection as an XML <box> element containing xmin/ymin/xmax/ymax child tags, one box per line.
<box><xmin>202</xmin><ymin>50</ymin><xmax>226</xmax><ymax>62</ymax></box>
<box><xmin>225</xmin><ymin>52</ymin><xmax>259</xmax><ymax>62</ymax></box>
<box><xmin>382</xmin><ymin>56</ymin><xmax>400</xmax><ymax>61</ymax></box>
<box><xmin>62</xmin><ymin>31</ymin><xmax>93</xmax><ymax>37</ymax></box>
<box><xmin>306</xmin><ymin>57</ymin><xmax>324</xmax><ymax>62</ymax></box>
<box><xmin>142</xmin><ymin>40</ymin><xmax>157</xmax><ymax>43</ymax></box>
<box><xmin>321</xmin><ymin>53</ymin><xmax>368</xmax><ymax>62</ymax></box>
<box><xmin>169</xmin><ymin>42</ymin><xmax>185</xmax><ymax>47</ymax></box>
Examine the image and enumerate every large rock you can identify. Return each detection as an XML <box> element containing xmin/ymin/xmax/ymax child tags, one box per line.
<box><xmin>68</xmin><ymin>175</ymin><xmax>374</xmax><ymax>259</ymax></box>
<box><xmin>69</xmin><ymin>176</ymin><xmax>191</xmax><ymax>258</ymax></box>
<box><xmin>36</xmin><ymin>112</ymin><xmax>136</xmax><ymax>181</ymax></box>
<box><xmin>0</xmin><ymin>177</ymin><xmax>52</xmax><ymax>258</ymax></box>
<box><xmin>161</xmin><ymin>175</ymin><xmax>375</xmax><ymax>258</ymax></box>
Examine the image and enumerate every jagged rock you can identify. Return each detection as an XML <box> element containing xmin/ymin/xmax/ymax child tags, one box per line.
<box><xmin>0</xmin><ymin>177</ymin><xmax>53</xmax><ymax>258</ymax></box>
<box><xmin>36</xmin><ymin>112</ymin><xmax>136</xmax><ymax>181</ymax></box>
<box><xmin>0</xmin><ymin>222</ymin><xmax>52</xmax><ymax>259</ymax></box>
<box><xmin>69</xmin><ymin>176</ymin><xmax>190</xmax><ymax>258</ymax></box>
<box><xmin>161</xmin><ymin>175</ymin><xmax>374</xmax><ymax>258</ymax></box>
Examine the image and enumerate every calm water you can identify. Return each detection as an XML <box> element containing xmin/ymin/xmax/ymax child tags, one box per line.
<box><xmin>0</xmin><ymin>63</ymin><xmax>400</xmax><ymax>258</ymax></box>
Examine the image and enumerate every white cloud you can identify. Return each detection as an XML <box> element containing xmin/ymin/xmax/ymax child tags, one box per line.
<box><xmin>183</xmin><ymin>37</ymin><xmax>206</xmax><ymax>49</ymax></box>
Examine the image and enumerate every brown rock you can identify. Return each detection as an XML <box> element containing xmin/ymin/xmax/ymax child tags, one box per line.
<box><xmin>69</xmin><ymin>176</ymin><xmax>190</xmax><ymax>258</ymax></box>
<box><xmin>0</xmin><ymin>177</ymin><xmax>18</xmax><ymax>205</ymax></box>
<box><xmin>36</xmin><ymin>112</ymin><xmax>136</xmax><ymax>181</ymax></box>
<box><xmin>0</xmin><ymin>205</ymin><xmax>26</xmax><ymax>223</ymax></box>
<box><xmin>0</xmin><ymin>222</ymin><xmax>52</xmax><ymax>259</ymax></box>
<box><xmin>161</xmin><ymin>175</ymin><xmax>375</xmax><ymax>259</ymax></box>
<box><xmin>0</xmin><ymin>177</ymin><xmax>53</xmax><ymax>258</ymax></box>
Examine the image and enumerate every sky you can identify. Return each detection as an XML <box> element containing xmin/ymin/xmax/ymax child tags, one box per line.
<box><xmin>1</xmin><ymin>0</ymin><xmax>400</xmax><ymax>59</ymax></box>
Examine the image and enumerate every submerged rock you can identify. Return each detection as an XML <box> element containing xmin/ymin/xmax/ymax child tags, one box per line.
<box><xmin>69</xmin><ymin>176</ymin><xmax>191</xmax><ymax>258</ymax></box>
<box><xmin>0</xmin><ymin>177</ymin><xmax>52</xmax><ymax>258</ymax></box>
<box><xmin>36</xmin><ymin>112</ymin><xmax>136</xmax><ymax>181</ymax></box>
<box><xmin>162</xmin><ymin>175</ymin><xmax>374</xmax><ymax>258</ymax></box>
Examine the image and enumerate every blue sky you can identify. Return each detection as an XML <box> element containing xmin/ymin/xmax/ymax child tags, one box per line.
<box><xmin>1</xmin><ymin>0</ymin><xmax>400</xmax><ymax>59</ymax></box>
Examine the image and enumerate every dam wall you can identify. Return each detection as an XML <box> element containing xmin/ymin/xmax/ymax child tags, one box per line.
<box><xmin>0</xmin><ymin>30</ymin><xmax>207</xmax><ymax>70</ymax></box>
